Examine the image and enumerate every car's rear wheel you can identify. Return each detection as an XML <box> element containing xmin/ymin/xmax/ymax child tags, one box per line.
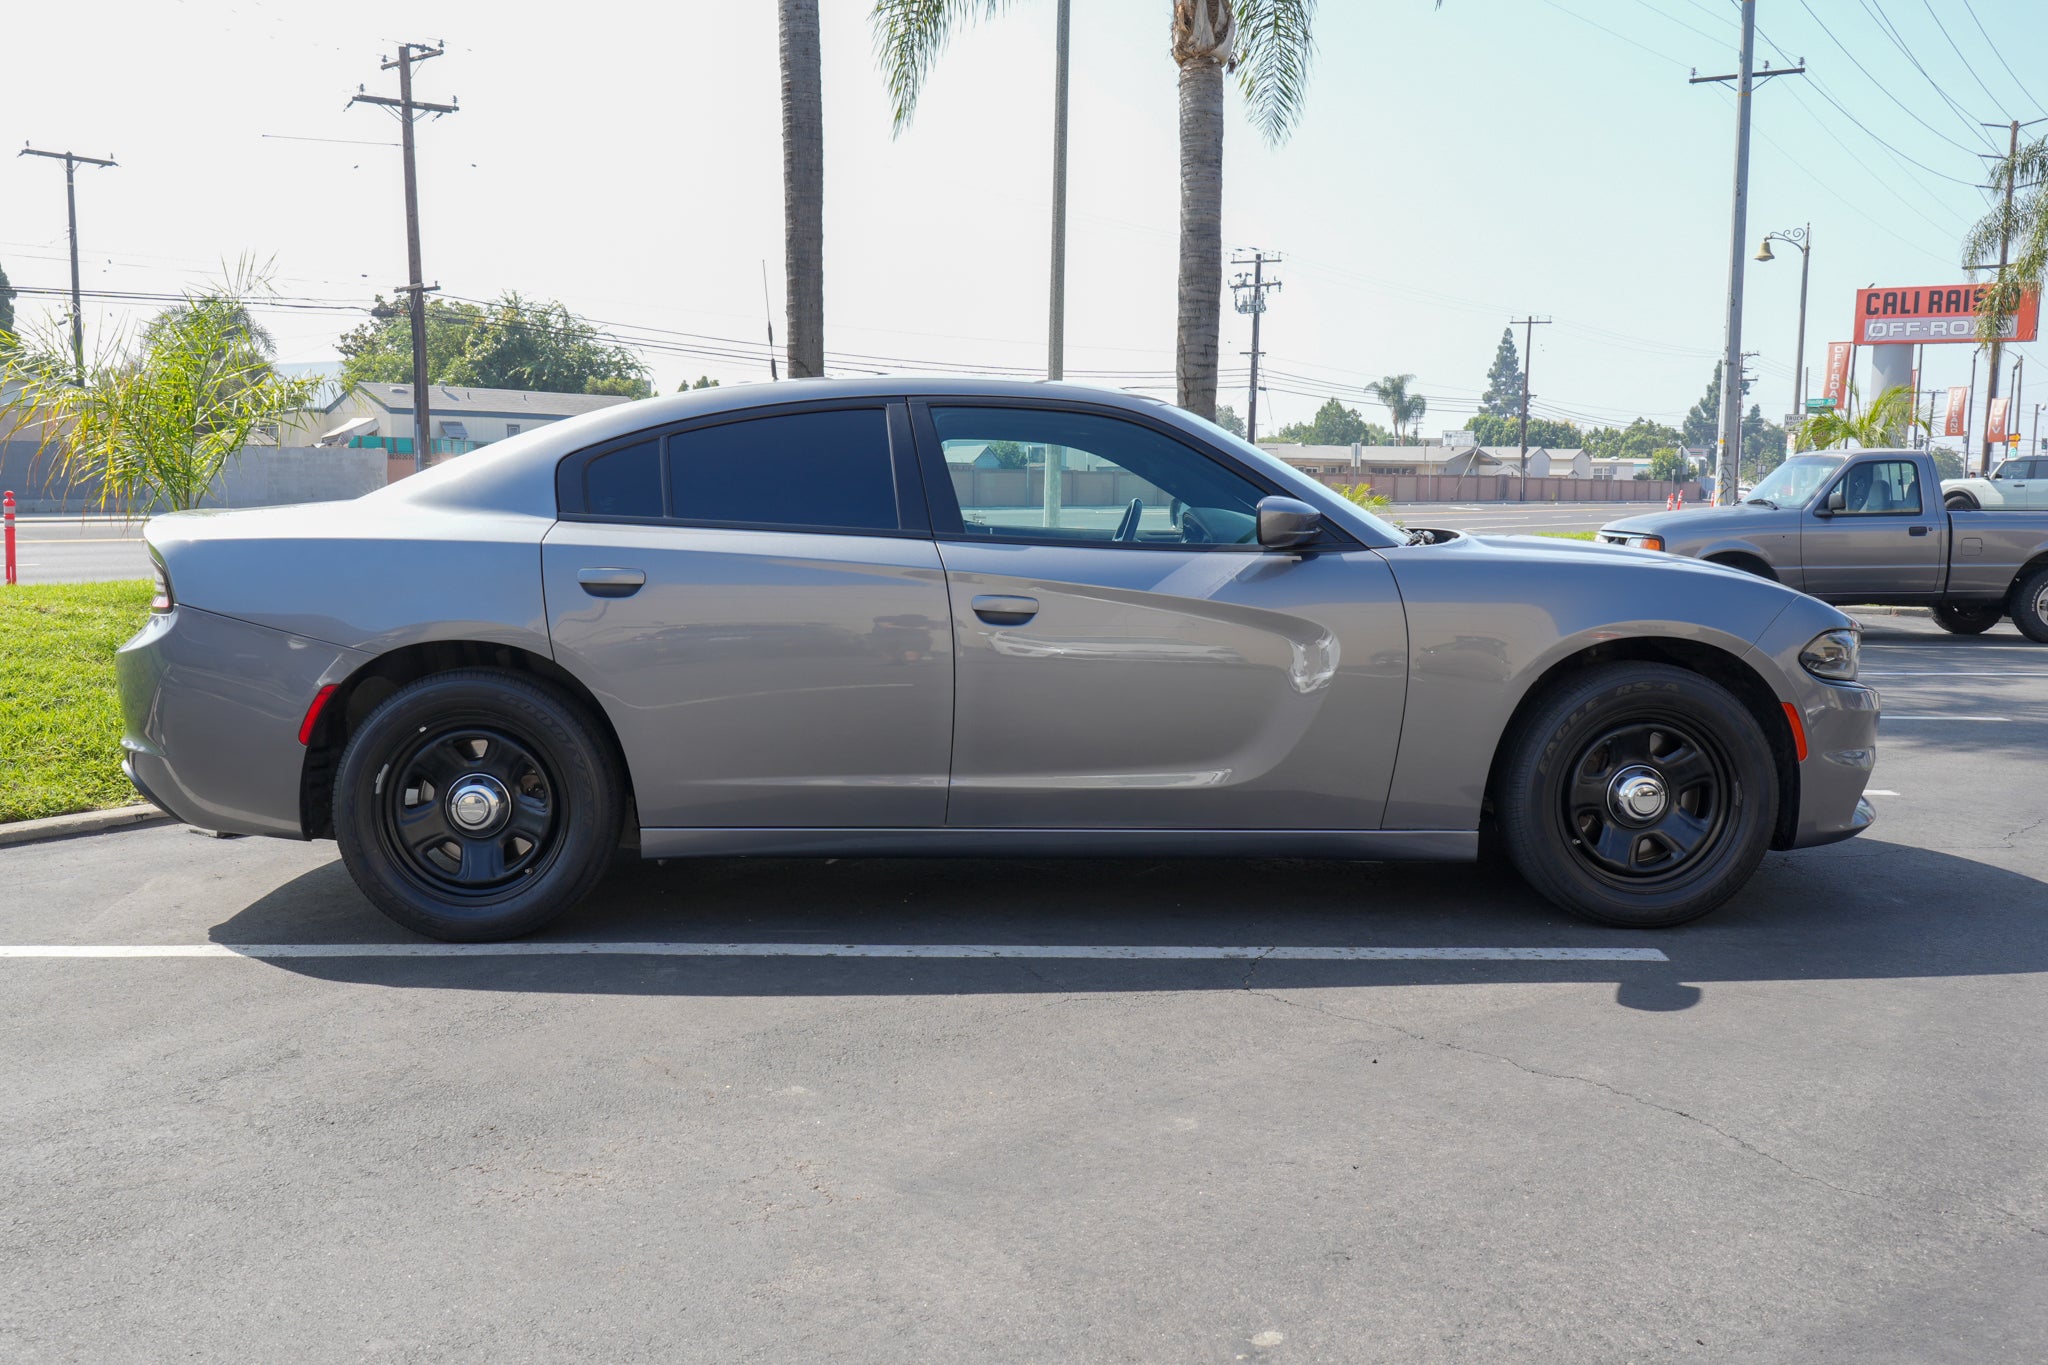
<box><xmin>1932</xmin><ymin>602</ymin><xmax>2003</xmax><ymax>635</ymax></box>
<box><xmin>1946</xmin><ymin>491</ymin><xmax>1980</xmax><ymax>511</ymax></box>
<box><xmin>1495</xmin><ymin>662</ymin><xmax>1776</xmax><ymax>928</ymax></box>
<box><xmin>334</xmin><ymin>669</ymin><xmax>622</xmax><ymax>941</ymax></box>
<box><xmin>2010</xmin><ymin>566</ymin><xmax>2048</xmax><ymax>645</ymax></box>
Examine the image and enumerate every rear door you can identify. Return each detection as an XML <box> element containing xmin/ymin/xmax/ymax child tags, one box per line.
<box><xmin>912</xmin><ymin>400</ymin><xmax>1408</xmax><ymax>831</ymax></box>
<box><xmin>543</xmin><ymin>402</ymin><xmax>954</xmax><ymax>830</ymax></box>
<box><xmin>1800</xmin><ymin>455</ymin><xmax>1943</xmax><ymax>597</ymax></box>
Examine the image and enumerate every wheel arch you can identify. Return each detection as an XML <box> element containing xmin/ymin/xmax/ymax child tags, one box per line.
<box><xmin>2005</xmin><ymin>550</ymin><xmax>2048</xmax><ymax>606</ymax></box>
<box><xmin>300</xmin><ymin>639</ymin><xmax>634</xmax><ymax>841</ymax></box>
<box><xmin>1703</xmin><ymin>549</ymin><xmax>1780</xmax><ymax>582</ymax></box>
<box><xmin>1481</xmin><ymin>636</ymin><xmax>1802</xmax><ymax>853</ymax></box>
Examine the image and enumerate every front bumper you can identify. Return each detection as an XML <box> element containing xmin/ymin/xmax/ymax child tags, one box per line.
<box><xmin>116</xmin><ymin>606</ymin><xmax>372</xmax><ymax>838</ymax></box>
<box><xmin>1785</xmin><ymin>677</ymin><xmax>1880</xmax><ymax>848</ymax></box>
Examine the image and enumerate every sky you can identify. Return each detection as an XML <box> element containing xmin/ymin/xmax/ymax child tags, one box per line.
<box><xmin>4</xmin><ymin>0</ymin><xmax>2046</xmax><ymax>444</ymax></box>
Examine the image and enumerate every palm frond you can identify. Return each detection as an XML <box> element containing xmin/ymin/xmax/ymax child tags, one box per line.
<box><xmin>1232</xmin><ymin>0</ymin><xmax>1317</xmax><ymax>145</ymax></box>
<box><xmin>870</xmin><ymin>0</ymin><xmax>1016</xmax><ymax>132</ymax></box>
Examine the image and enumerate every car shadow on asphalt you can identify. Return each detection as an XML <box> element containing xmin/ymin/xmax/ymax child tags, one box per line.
<box><xmin>208</xmin><ymin>835</ymin><xmax>2046</xmax><ymax>1012</ymax></box>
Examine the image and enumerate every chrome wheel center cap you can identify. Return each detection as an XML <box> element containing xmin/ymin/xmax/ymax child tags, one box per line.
<box><xmin>447</xmin><ymin>776</ymin><xmax>509</xmax><ymax>834</ymax></box>
<box><xmin>1609</xmin><ymin>766</ymin><xmax>1668</xmax><ymax>825</ymax></box>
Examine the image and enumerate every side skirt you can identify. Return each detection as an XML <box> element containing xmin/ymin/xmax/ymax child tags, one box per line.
<box><xmin>638</xmin><ymin>827</ymin><xmax>1479</xmax><ymax>861</ymax></box>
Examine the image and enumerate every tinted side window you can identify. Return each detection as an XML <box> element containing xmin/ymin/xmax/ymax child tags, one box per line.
<box><xmin>670</xmin><ymin>409</ymin><xmax>898</xmax><ymax>532</ymax></box>
<box><xmin>1838</xmin><ymin>459</ymin><xmax>1921</xmax><ymax>515</ymax></box>
<box><xmin>584</xmin><ymin>440</ymin><xmax>662</xmax><ymax>518</ymax></box>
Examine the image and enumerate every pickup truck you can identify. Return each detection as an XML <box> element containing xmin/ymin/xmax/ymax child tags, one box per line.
<box><xmin>1597</xmin><ymin>448</ymin><xmax>2048</xmax><ymax>642</ymax></box>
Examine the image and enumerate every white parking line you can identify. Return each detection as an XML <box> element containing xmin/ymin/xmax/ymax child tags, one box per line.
<box><xmin>1867</xmin><ymin>789</ymin><xmax>1901</xmax><ymax>796</ymax></box>
<box><xmin>0</xmin><ymin>942</ymin><xmax>1670</xmax><ymax>962</ymax></box>
<box><xmin>1863</xmin><ymin>671</ymin><xmax>2046</xmax><ymax>677</ymax></box>
<box><xmin>1879</xmin><ymin>715</ymin><xmax>2012</xmax><ymax>721</ymax></box>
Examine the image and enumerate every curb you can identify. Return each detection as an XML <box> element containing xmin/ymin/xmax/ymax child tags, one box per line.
<box><xmin>0</xmin><ymin>805</ymin><xmax>175</xmax><ymax>849</ymax></box>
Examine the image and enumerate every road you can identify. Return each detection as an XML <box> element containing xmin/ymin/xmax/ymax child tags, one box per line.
<box><xmin>4</xmin><ymin>504</ymin><xmax>1643</xmax><ymax>585</ymax></box>
<box><xmin>2</xmin><ymin>610</ymin><xmax>2043</xmax><ymax>1360</ymax></box>
<box><xmin>6</xmin><ymin>517</ymin><xmax>152</xmax><ymax>584</ymax></box>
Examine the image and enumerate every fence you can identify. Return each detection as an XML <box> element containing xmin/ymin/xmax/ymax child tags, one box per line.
<box><xmin>0</xmin><ymin>442</ymin><xmax>389</xmax><ymax>514</ymax></box>
<box><xmin>1306</xmin><ymin>472</ymin><xmax>1704</xmax><ymax>504</ymax></box>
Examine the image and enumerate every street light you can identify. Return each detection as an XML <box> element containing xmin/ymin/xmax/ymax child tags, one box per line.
<box><xmin>1757</xmin><ymin>224</ymin><xmax>1811</xmax><ymax>460</ymax></box>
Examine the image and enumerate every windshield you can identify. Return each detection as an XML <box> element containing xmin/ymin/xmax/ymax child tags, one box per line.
<box><xmin>1746</xmin><ymin>454</ymin><xmax>1845</xmax><ymax>506</ymax></box>
<box><xmin>1175</xmin><ymin>409</ymin><xmax>1409</xmax><ymax>544</ymax></box>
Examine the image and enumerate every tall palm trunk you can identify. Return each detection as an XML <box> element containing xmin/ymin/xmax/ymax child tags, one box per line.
<box><xmin>780</xmin><ymin>0</ymin><xmax>825</xmax><ymax>378</ymax></box>
<box><xmin>1175</xmin><ymin>59</ymin><xmax>1224</xmax><ymax>419</ymax></box>
<box><xmin>1173</xmin><ymin>0</ymin><xmax>1234</xmax><ymax>421</ymax></box>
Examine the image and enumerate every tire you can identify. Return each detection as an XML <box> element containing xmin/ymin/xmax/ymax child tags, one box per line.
<box><xmin>2011</xmin><ymin>565</ymin><xmax>2048</xmax><ymax>645</ymax></box>
<box><xmin>1946</xmin><ymin>491</ymin><xmax>1980</xmax><ymax>511</ymax></box>
<box><xmin>1931</xmin><ymin>602</ymin><xmax>2003</xmax><ymax>635</ymax></box>
<box><xmin>1707</xmin><ymin>554</ymin><xmax>1776</xmax><ymax>582</ymax></box>
<box><xmin>333</xmin><ymin>669</ymin><xmax>623</xmax><ymax>941</ymax></box>
<box><xmin>1495</xmin><ymin>663</ymin><xmax>1777</xmax><ymax>929</ymax></box>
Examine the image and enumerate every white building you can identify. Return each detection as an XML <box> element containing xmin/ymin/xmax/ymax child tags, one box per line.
<box><xmin>308</xmin><ymin>383</ymin><xmax>633</xmax><ymax>456</ymax></box>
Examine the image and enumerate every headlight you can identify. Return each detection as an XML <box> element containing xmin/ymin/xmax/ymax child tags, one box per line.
<box><xmin>150</xmin><ymin>560</ymin><xmax>174</xmax><ymax>613</ymax></box>
<box><xmin>1615</xmin><ymin>533</ymin><xmax>1665</xmax><ymax>552</ymax></box>
<box><xmin>1799</xmin><ymin>628</ymin><xmax>1859</xmax><ymax>681</ymax></box>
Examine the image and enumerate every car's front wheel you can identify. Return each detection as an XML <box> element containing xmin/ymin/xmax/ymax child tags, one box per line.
<box><xmin>333</xmin><ymin>669</ymin><xmax>623</xmax><ymax>941</ymax></box>
<box><xmin>1946</xmin><ymin>491</ymin><xmax>1980</xmax><ymax>511</ymax></box>
<box><xmin>1932</xmin><ymin>602</ymin><xmax>2003</xmax><ymax>635</ymax></box>
<box><xmin>1494</xmin><ymin>663</ymin><xmax>1777</xmax><ymax>928</ymax></box>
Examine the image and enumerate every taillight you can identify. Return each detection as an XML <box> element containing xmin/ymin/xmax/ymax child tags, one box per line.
<box><xmin>150</xmin><ymin>561</ymin><xmax>174</xmax><ymax>613</ymax></box>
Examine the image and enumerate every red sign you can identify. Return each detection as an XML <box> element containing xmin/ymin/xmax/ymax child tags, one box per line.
<box><xmin>1944</xmin><ymin>385</ymin><xmax>1969</xmax><ymax>437</ymax></box>
<box><xmin>1822</xmin><ymin>342</ymin><xmax>1853</xmax><ymax>409</ymax></box>
<box><xmin>1854</xmin><ymin>283</ymin><xmax>2040</xmax><ymax>345</ymax></box>
<box><xmin>1989</xmin><ymin>397</ymin><xmax>2010</xmax><ymax>443</ymax></box>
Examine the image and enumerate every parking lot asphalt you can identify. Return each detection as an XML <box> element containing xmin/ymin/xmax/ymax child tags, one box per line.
<box><xmin>3</xmin><ymin>610</ymin><xmax>2045</xmax><ymax>1361</ymax></box>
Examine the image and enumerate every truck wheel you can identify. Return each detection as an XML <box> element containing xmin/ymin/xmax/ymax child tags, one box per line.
<box><xmin>1495</xmin><ymin>663</ymin><xmax>1776</xmax><ymax>929</ymax></box>
<box><xmin>333</xmin><ymin>669</ymin><xmax>623</xmax><ymax>941</ymax></box>
<box><xmin>1932</xmin><ymin>603</ymin><xmax>2003</xmax><ymax>635</ymax></box>
<box><xmin>2011</xmin><ymin>566</ymin><xmax>2048</xmax><ymax>645</ymax></box>
<box><xmin>1946</xmin><ymin>491</ymin><xmax>1979</xmax><ymax>511</ymax></box>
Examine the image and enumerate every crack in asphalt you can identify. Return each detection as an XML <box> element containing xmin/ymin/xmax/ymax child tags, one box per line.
<box><xmin>1240</xmin><ymin>987</ymin><xmax>2048</xmax><ymax>1240</ymax></box>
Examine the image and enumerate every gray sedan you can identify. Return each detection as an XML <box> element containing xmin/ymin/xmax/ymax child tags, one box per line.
<box><xmin>117</xmin><ymin>380</ymin><xmax>1877</xmax><ymax>940</ymax></box>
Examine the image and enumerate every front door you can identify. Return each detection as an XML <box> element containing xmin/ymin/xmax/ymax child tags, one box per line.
<box><xmin>914</xmin><ymin>401</ymin><xmax>1408</xmax><ymax>830</ymax></box>
<box><xmin>544</xmin><ymin>403</ymin><xmax>954</xmax><ymax>829</ymax></box>
<box><xmin>1801</xmin><ymin>455</ymin><xmax>1944</xmax><ymax>597</ymax></box>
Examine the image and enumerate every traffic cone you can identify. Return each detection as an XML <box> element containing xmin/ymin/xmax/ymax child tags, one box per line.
<box><xmin>1677</xmin><ymin>490</ymin><xmax>1686</xmax><ymax>511</ymax></box>
<box><xmin>1666</xmin><ymin>492</ymin><xmax>1677</xmax><ymax>511</ymax></box>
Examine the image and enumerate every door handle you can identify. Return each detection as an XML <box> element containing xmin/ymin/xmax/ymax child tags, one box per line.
<box><xmin>1908</xmin><ymin>525</ymin><xmax>1930</xmax><ymax>537</ymax></box>
<box><xmin>578</xmin><ymin>567</ymin><xmax>646</xmax><ymax>598</ymax></box>
<box><xmin>971</xmin><ymin>594</ymin><xmax>1039</xmax><ymax>625</ymax></box>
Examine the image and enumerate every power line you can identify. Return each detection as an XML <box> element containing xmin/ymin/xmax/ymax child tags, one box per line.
<box><xmin>1857</xmin><ymin>0</ymin><xmax>1998</xmax><ymax>139</ymax></box>
<box><xmin>1790</xmin><ymin>0</ymin><xmax>1988</xmax><ymax>154</ymax></box>
<box><xmin>1911</xmin><ymin>0</ymin><xmax>2009</xmax><ymax>116</ymax></box>
<box><xmin>1961</xmin><ymin>0</ymin><xmax>2045</xmax><ymax>117</ymax></box>
<box><xmin>16</xmin><ymin>147</ymin><xmax>117</xmax><ymax>380</ymax></box>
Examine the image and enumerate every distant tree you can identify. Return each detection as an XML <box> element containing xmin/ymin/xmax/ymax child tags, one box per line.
<box><xmin>1272</xmin><ymin>398</ymin><xmax>1392</xmax><ymax>446</ymax></box>
<box><xmin>585</xmin><ymin>375</ymin><xmax>653</xmax><ymax>398</ymax></box>
<box><xmin>1647</xmin><ymin>447</ymin><xmax>1691</xmax><ymax>483</ymax></box>
<box><xmin>0</xmin><ymin>260</ymin><xmax>16</xmax><ymax>343</ymax></box>
<box><xmin>1478</xmin><ymin>327</ymin><xmax>1523</xmax><ymax>417</ymax></box>
<box><xmin>1583</xmin><ymin>418</ymin><xmax>1685</xmax><ymax>462</ymax></box>
<box><xmin>337</xmin><ymin>296</ymin><xmax>486</xmax><ymax>388</ymax></box>
<box><xmin>982</xmin><ymin>439</ymin><xmax>1029</xmax><ymax>468</ymax></box>
<box><xmin>1213</xmin><ymin>403</ymin><xmax>1246</xmax><ymax>437</ymax></box>
<box><xmin>1740</xmin><ymin>403</ymin><xmax>1786</xmax><ymax>480</ymax></box>
<box><xmin>682</xmin><ymin>375</ymin><xmax>722</xmax><ymax>391</ymax></box>
<box><xmin>1368</xmin><ymin>374</ymin><xmax>1427</xmax><ymax>445</ymax></box>
<box><xmin>1927</xmin><ymin>444</ymin><xmax>1965</xmax><ymax>480</ymax></box>
<box><xmin>1464</xmin><ymin>413</ymin><xmax>1579</xmax><ymax>448</ymax></box>
<box><xmin>1682</xmin><ymin>361</ymin><xmax>1750</xmax><ymax>450</ymax></box>
<box><xmin>336</xmin><ymin>292</ymin><xmax>649</xmax><ymax>396</ymax></box>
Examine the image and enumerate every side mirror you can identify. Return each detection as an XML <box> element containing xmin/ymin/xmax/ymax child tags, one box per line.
<box><xmin>1256</xmin><ymin>495</ymin><xmax>1324</xmax><ymax>550</ymax></box>
<box><xmin>1820</xmin><ymin>487</ymin><xmax>1845</xmax><ymax>516</ymax></box>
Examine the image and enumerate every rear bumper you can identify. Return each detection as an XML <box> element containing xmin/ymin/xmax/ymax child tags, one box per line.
<box><xmin>116</xmin><ymin>606</ymin><xmax>372</xmax><ymax>838</ymax></box>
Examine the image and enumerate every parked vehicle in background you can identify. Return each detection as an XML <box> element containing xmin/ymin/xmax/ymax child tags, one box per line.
<box><xmin>1943</xmin><ymin>457</ymin><xmax>2048</xmax><ymax>510</ymax></box>
<box><xmin>1598</xmin><ymin>449</ymin><xmax>2048</xmax><ymax>641</ymax></box>
<box><xmin>118</xmin><ymin>380</ymin><xmax>1877</xmax><ymax>941</ymax></box>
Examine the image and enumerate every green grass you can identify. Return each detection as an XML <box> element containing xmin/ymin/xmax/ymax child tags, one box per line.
<box><xmin>0</xmin><ymin>580</ymin><xmax>154</xmax><ymax>823</ymax></box>
<box><xmin>1538</xmin><ymin>530</ymin><xmax>1598</xmax><ymax>541</ymax></box>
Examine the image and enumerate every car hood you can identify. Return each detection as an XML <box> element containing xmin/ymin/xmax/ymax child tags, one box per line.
<box><xmin>1458</xmin><ymin>532</ymin><xmax>1770</xmax><ymax>583</ymax></box>
<box><xmin>1597</xmin><ymin>503</ymin><xmax>1789</xmax><ymax>538</ymax></box>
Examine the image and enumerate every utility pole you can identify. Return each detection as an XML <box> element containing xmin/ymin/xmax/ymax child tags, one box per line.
<box><xmin>351</xmin><ymin>43</ymin><xmax>458</xmax><ymax>473</ymax></box>
<box><xmin>1047</xmin><ymin>0</ymin><xmax>1071</xmax><ymax>380</ymax></box>
<box><xmin>1511</xmin><ymin>315</ymin><xmax>1552</xmax><ymax>500</ymax></box>
<box><xmin>1230</xmin><ymin>250</ymin><xmax>1282</xmax><ymax>443</ymax></box>
<box><xmin>2011</xmin><ymin>354</ymin><xmax>2024</xmax><ymax>466</ymax></box>
<box><xmin>1693</xmin><ymin>8</ymin><xmax>1805</xmax><ymax>504</ymax></box>
<box><xmin>17</xmin><ymin>147</ymin><xmax>117</xmax><ymax>382</ymax></box>
<box><xmin>760</xmin><ymin>259</ymin><xmax>779</xmax><ymax>381</ymax></box>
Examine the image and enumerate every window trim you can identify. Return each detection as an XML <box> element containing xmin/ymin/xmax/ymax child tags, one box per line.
<box><xmin>905</xmin><ymin>396</ymin><xmax>1358</xmax><ymax>553</ymax></box>
<box><xmin>553</xmin><ymin>399</ymin><xmax>929</xmax><ymax>538</ymax></box>
<box><xmin>1824</xmin><ymin>457</ymin><xmax>1925</xmax><ymax>518</ymax></box>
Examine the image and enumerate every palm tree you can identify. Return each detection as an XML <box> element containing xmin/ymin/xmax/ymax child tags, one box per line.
<box><xmin>781</xmin><ymin>0</ymin><xmax>825</xmax><ymax>377</ymax></box>
<box><xmin>1368</xmin><ymin>373</ymin><xmax>1425</xmax><ymax>445</ymax></box>
<box><xmin>870</xmin><ymin>0</ymin><xmax>1320</xmax><ymax>420</ymax></box>
<box><xmin>1796</xmin><ymin>383</ymin><xmax>1925</xmax><ymax>452</ymax></box>
<box><xmin>1963</xmin><ymin>134</ymin><xmax>2048</xmax><ymax>344</ymax></box>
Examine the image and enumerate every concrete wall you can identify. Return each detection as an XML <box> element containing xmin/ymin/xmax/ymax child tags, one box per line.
<box><xmin>1</xmin><ymin>442</ymin><xmax>385</xmax><ymax>514</ymax></box>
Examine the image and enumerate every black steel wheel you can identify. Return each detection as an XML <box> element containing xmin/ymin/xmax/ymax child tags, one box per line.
<box><xmin>1946</xmin><ymin>491</ymin><xmax>1979</xmax><ymax>511</ymax></box>
<box><xmin>334</xmin><ymin>669</ymin><xmax>622</xmax><ymax>940</ymax></box>
<box><xmin>1495</xmin><ymin>662</ymin><xmax>1777</xmax><ymax>928</ymax></box>
<box><xmin>1931</xmin><ymin>603</ymin><xmax>2003</xmax><ymax>636</ymax></box>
